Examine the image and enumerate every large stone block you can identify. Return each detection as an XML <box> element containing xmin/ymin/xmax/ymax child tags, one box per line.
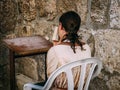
<box><xmin>109</xmin><ymin>0</ymin><xmax>120</xmax><ymax>29</ymax></box>
<box><xmin>18</xmin><ymin>0</ymin><xmax>37</xmax><ymax>21</ymax></box>
<box><xmin>94</xmin><ymin>30</ymin><xmax>120</xmax><ymax>73</ymax></box>
<box><xmin>56</xmin><ymin>0</ymin><xmax>76</xmax><ymax>13</ymax></box>
<box><xmin>35</xmin><ymin>0</ymin><xmax>47</xmax><ymax>17</ymax></box>
<box><xmin>78</xmin><ymin>29</ymin><xmax>95</xmax><ymax>57</ymax></box>
<box><xmin>91</xmin><ymin>0</ymin><xmax>110</xmax><ymax>29</ymax></box>
<box><xmin>76</xmin><ymin>0</ymin><xmax>88</xmax><ymax>25</ymax></box>
<box><xmin>94</xmin><ymin>29</ymin><xmax>120</xmax><ymax>90</ymax></box>
<box><xmin>16</xmin><ymin>57</ymin><xmax>38</xmax><ymax>80</ymax></box>
<box><xmin>16</xmin><ymin>74</ymin><xmax>35</xmax><ymax>90</ymax></box>
<box><xmin>0</xmin><ymin>0</ymin><xmax>17</xmax><ymax>33</ymax></box>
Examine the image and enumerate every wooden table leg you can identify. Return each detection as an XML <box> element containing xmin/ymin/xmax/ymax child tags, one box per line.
<box><xmin>9</xmin><ymin>50</ymin><xmax>15</xmax><ymax>90</ymax></box>
<box><xmin>44</xmin><ymin>53</ymin><xmax>48</xmax><ymax>82</ymax></box>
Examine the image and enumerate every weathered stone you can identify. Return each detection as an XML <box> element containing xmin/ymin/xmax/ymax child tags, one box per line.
<box><xmin>45</xmin><ymin>0</ymin><xmax>57</xmax><ymax>20</ymax></box>
<box><xmin>56</xmin><ymin>0</ymin><xmax>77</xmax><ymax>13</ymax></box>
<box><xmin>16</xmin><ymin>57</ymin><xmax>38</xmax><ymax>80</ymax></box>
<box><xmin>106</xmin><ymin>75</ymin><xmax>120</xmax><ymax>90</ymax></box>
<box><xmin>95</xmin><ymin>30</ymin><xmax>120</xmax><ymax>73</ymax></box>
<box><xmin>91</xmin><ymin>0</ymin><xmax>110</xmax><ymax>29</ymax></box>
<box><xmin>94</xmin><ymin>29</ymin><xmax>120</xmax><ymax>89</ymax></box>
<box><xmin>0</xmin><ymin>0</ymin><xmax>17</xmax><ymax>33</ymax></box>
<box><xmin>16</xmin><ymin>55</ymin><xmax>46</xmax><ymax>90</ymax></box>
<box><xmin>14</xmin><ymin>22</ymin><xmax>34</xmax><ymax>37</ymax></box>
<box><xmin>33</xmin><ymin>20</ymin><xmax>53</xmax><ymax>40</ymax></box>
<box><xmin>35</xmin><ymin>0</ymin><xmax>47</xmax><ymax>17</ymax></box>
<box><xmin>78</xmin><ymin>29</ymin><xmax>95</xmax><ymax>56</ymax></box>
<box><xmin>16</xmin><ymin>74</ymin><xmax>35</xmax><ymax>90</ymax></box>
<box><xmin>76</xmin><ymin>0</ymin><xmax>88</xmax><ymax>25</ymax></box>
<box><xmin>18</xmin><ymin>0</ymin><xmax>37</xmax><ymax>21</ymax></box>
<box><xmin>89</xmin><ymin>77</ymin><xmax>109</xmax><ymax>90</ymax></box>
<box><xmin>33</xmin><ymin>55</ymin><xmax>46</xmax><ymax>81</ymax></box>
<box><xmin>109</xmin><ymin>0</ymin><xmax>120</xmax><ymax>29</ymax></box>
<box><xmin>14</xmin><ymin>19</ymin><xmax>54</xmax><ymax>38</ymax></box>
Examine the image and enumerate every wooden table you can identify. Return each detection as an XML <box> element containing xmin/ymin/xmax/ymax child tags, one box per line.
<box><xmin>3</xmin><ymin>35</ymin><xmax>53</xmax><ymax>90</ymax></box>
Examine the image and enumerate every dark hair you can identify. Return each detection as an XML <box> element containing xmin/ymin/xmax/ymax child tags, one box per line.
<box><xmin>59</xmin><ymin>11</ymin><xmax>85</xmax><ymax>53</ymax></box>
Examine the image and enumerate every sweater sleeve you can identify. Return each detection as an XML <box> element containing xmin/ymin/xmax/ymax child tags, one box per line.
<box><xmin>46</xmin><ymin>47</ymin><xmax>58</xmax><ymax>77</ymax></box>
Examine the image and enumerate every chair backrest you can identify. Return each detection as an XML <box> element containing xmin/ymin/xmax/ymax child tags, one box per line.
<box><xmin>43</xmin><ymin>57</ymin><xmax>102</xmax><ymax>90</ymax></box>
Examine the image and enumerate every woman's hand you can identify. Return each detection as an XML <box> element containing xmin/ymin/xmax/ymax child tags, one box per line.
<box><xmin>53</xmin><ymin>23</ymin><xmax>67</xmax><ymax>46</ymax></box>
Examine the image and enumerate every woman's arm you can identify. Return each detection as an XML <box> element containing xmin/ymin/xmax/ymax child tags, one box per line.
<box><xmin>47</xmin><ymin>47</ymin><xmax>58</xmax><ymax>77</ymax></box>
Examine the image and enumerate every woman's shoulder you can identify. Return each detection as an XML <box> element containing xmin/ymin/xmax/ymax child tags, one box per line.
<box><xmin>48</xmin><ymin>45</ymin><xmax>60</xmax><ymax>53</ymax></box>
<box><xmin>47</xmin><ymin>46</ymin><xmax>57</xmax><ymax>58</ymax></box>
<box><xmin>48</xmin><ymin>45</ymin><xmax>68</xmax><ymax>54</ymax></box>
<box><xmin>48</xmin><ymin>46</ymin><xmax>55</xmax><ymax>53</ymax></box>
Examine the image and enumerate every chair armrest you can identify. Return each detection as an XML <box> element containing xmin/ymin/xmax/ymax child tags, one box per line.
<box><xmin>91</xmin><ymin>62</ymin><xmax>102</xmax><ymax>79</ymax></box>
<box><xmin>23</xmin><ymin>83</ymin><xmax>43</xmax><ymax>90</ymax></box>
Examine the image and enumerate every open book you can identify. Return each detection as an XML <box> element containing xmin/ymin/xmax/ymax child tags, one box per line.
<box><xmin>52</xmin><ymin>26</ymin><xmax>59</xmax><ymax>41</ymax></box>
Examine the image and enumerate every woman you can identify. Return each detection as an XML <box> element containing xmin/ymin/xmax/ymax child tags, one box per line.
<box><xmin>47</xmin><ymin>11</ymin><xmax>91</xmax><ymax>89</ymax></box>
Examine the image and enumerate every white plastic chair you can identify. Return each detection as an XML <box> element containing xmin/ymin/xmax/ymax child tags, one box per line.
<box><xmin>23</xmin><ymin>57</ymin><xmax>102</xmax><ymax>90</ymax></box>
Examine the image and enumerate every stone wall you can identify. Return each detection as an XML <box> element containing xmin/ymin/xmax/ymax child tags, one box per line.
<box><xmin>0</xmin><ymin>0</ymin><xmax>120</xmax><ymax>90</ymax></box>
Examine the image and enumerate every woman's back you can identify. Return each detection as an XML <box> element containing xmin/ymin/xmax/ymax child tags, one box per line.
<box><xmin>52</xmin><ymin>44</ymin><xmax>90</xmax><ymax>63</ymax></box>
<box><xmin>47</xmin><ymin>44</ymin><xmax>91</xmax><ymax>89</ymax></box>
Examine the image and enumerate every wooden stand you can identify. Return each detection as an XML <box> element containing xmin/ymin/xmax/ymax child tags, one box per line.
<box><xmin>3</xmin><ymin>35</ymin><xmax>53</xmax><ymax>90</ymax></box>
